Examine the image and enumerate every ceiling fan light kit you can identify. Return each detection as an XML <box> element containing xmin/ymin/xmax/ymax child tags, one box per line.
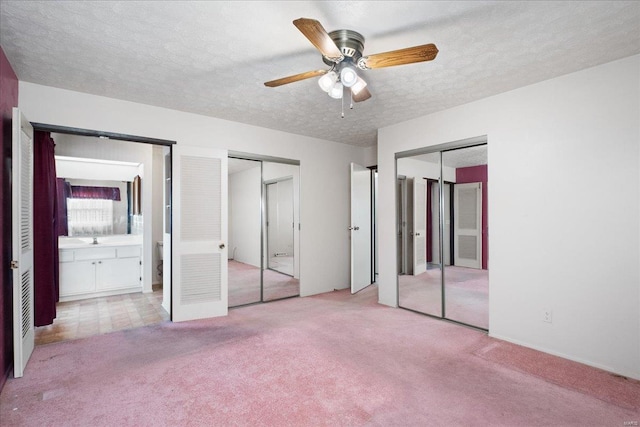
<box><xmin>264</xmin><ymin>18</ymin><xmax>438</xmax><ymax>115</ymax></box>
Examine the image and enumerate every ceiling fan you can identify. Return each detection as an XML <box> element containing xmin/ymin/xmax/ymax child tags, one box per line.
<box><xmin>264</xmin><ymin>18</ymin><xmax>439</xmax><ymax>104</ymax></box>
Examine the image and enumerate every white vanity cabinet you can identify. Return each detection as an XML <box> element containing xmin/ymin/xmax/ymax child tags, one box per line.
<box><xmin>59</xmin><ymin>244</ymin><xmax>142</xmax><ymax>301</ymax></box>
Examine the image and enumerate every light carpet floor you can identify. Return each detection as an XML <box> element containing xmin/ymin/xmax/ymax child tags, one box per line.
<box><xmin>398</xmin><ymin>265</ymin><xmax>488</xmax><ymax>329</ymax></box>
<box><xmin>228</xmin><ymin>260</ymin><xmax>299</xmax><ymax>307</ymax></box>
<box><xmin>1</xmin><ymin>285</ymin><xmax>637</xmax><ymax>426</ymax></box>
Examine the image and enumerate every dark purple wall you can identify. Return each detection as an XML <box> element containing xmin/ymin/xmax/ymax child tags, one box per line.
<box><xmin>456</xmin><ymin>165</ymin><xmax>488</xmax><ymax>270</ymax></box>
<box><xmin>0</xmin><ymin>45</ymin><xmax>18</xmax><ymax>391</ymax></box>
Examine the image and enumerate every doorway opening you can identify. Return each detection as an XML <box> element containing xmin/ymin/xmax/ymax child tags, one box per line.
<box><xmin>227</xmin><ymin>154</ymin><xmax>300</xmax><ymax>308</ymax></box>
<box><xmin>31</xmin><ymin>124</ymin><xmax>174</xmax><ymax>345</ymax></box>
<box><xmin>396</xmin><ymin>138</ymin><xmax>488</xmax><ymax>331</ymax></box>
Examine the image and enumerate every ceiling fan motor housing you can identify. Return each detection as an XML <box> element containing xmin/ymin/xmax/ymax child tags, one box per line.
<box><xmin>323</xmin><ymin>29</ymin><xmax>365</xmax><ymax>66</ymax></box>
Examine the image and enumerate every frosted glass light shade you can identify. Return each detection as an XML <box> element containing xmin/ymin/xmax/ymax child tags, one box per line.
<box><xmin>318</xmin><ymin>71</ymin><xmax>338</xmax><ymax>92</ymax></box>
<box><xmin>340</xmin><ymin>66</ymin><xmax>358</xmax><ymax>88</ymax></box>
<box><xmin>328</xmin><ymin>82</ymin><xmax>343</xmax><ymax>99</ymax></box>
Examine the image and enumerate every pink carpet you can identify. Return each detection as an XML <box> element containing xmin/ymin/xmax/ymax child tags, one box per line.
<box><xmin>399</xmin><ymin>265</ymin><xmax>489</xmax><ymax>329</ymax></box>
<box><xmin>228</xmin><ymin>260</ymin><xmax>299</xmax><ymax>307</ymax></box>
<box><xmin>1</xmin><ymin>285</ymin><xmax>638</xmax><ymax>426</ymax></box>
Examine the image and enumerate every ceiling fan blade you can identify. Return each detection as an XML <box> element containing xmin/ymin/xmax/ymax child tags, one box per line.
<box><xmin>293</xmin><ymin>18</ymin><xmax>344</xmax><ymax>62</ymax></box>
<box><xmin>360</xmin><ymin>43</ymin><xmax>439</xmax><ymax>69</ymax></box>
<box><xmin>352</xmin><ymin>86</ymin><xmax>372</xmax><ymax>102</ymax></box>
<box><xmin>264</xmin><ymin>69</ymin><xmax>327</xmax><ymax>87</ymax></box>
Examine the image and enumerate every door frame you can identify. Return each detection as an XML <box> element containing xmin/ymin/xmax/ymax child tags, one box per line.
<box><xmin>29</xmin><ymin>122</ymin><xmax>175</xmax><ymax>318</ymax></box>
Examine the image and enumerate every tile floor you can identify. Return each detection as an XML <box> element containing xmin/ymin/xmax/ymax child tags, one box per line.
<box><xmin>35</xmin><ymin>286</ymin><xmax>169</xmax><ymax>346</ymax></box>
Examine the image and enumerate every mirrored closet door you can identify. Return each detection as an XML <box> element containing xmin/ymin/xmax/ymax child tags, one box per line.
<box><xmin>227</xmin><ymin>158</ymin><xmax>262</xmax><ymax>307</ymax></box>
<box><xmin>397</xmin><ymin>153</ymin><xmax>443</xmax><ymax>317</ymax></box>
<box><xmin>227</xmin><ymin>156</ymin><xmax>300</xmax><ymax>308</ymax></box>
<box><xmin>396</xmin><ymin>142</ymin><xmax>488</xmax><ymax>330</ymax></box>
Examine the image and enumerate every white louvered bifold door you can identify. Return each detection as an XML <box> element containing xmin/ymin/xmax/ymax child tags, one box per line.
<box><xmin>412</xmin><ymin>178</ymin><xmax>427</xmax><ymax>275</ymax></box>
<box><xmin>172</xmin><ymin>146</ymin><xmax>228</xmax><ymax>322</ymax></box>
<box><xmin>454</xmin><ymin>182</ymin><xmax>482</xmax><ymax>269</ymax></box>
<box><xmin>11</xmin><ymin>108</ymin><xmax>34</xmax><ymax>378</ymax></box>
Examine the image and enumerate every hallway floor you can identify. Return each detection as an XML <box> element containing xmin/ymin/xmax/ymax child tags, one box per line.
<box><xmin>34</xmin><ymin>286</ymin><xmax>169</xmax><ymax>345</ymax></box>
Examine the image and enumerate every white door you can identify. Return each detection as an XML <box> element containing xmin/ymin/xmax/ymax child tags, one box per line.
<box><xmin>11</xmin><ymin>108</ymin><xmax>34</xmax><ymax>378</ymax></box>
<box><xmin>172</xmin><ymin>146</ymin><xmax>228</xmax><ymax>321</ymax></box>
<box><xmin>454</xmin><ymin>182</ymin><xmax>482</xmax><ymax>269</ymax></box>
<box><xmin>412</xmin><ymin>178</ymin><xmax>427</xmax><ymax>275</ymax></box>
<box><xmin>350</xmin><ymin>163</ymin><xmax>371</xmax><ymax>293</ymax></box>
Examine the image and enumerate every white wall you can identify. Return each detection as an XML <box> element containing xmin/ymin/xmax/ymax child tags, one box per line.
<box><xmin>228</xmin><ymin>166</ymin><xmax>261</xmax><ymax>267</ymax></box>
<box><xmin>378</xmin><ymin>55</ymin><xmax>640</xmax><ymax>379</ymax></box>
<box><xmin>55</xmin><ymin>155</ymin><xmax>140</xmax><ymax>181</ymax></box>
<box><xmin>363</xmin><ymin>145</ymin><xmax>377</xmax><ymax>167</ymax></box>
<box><xmin>19</xmin><ymin>82</ymin><xmax>365</xmax><ymax>297</ymax></box>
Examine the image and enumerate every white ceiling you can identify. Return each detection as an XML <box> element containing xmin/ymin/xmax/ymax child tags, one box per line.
<box><xmin>1</xmin><ymin>1</ymin><xmax>639</xmax><ymax>147</ymax></box>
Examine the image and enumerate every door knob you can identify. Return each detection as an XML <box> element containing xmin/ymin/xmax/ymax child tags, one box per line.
<box><xmin>219</xmin><ymin>243</ymin><xmax>226</xmax><ymax>249</ymax></box>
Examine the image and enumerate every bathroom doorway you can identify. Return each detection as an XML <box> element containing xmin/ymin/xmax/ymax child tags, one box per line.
<box><xmin>31</xmin><ymin>125</ymin><xmax>174</xmax><ymax>345</ymax></box>
<box><xmin>227</xmin><ymin>154</ymin><xmax>300</xmax><ymax>308</ymax></box>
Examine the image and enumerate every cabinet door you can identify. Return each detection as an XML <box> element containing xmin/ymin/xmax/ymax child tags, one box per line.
<box><xmin>96</xmin><ymin>257</ymin><xmax>141</xmax><ymax>291</ymax></box>
<box><xmin>59</xmin><ymin>260</ymin><xmax>96</xmax><ymax>296</ymax></box>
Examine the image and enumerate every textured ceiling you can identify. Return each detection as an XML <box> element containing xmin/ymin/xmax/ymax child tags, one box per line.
<box><xmin>1</xmin><ymin>1</ymin><xmax>639</xmax><ymax>147</ymax></box>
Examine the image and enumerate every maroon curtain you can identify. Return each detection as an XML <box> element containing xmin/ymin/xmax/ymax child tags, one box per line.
<box><xmin>56</xmin><ymin>178</ymin><xmax>70</xmax><ymax>236</ymax></box>
<box><xmin>34</xmin><ymin>131</ymin><xmax>59</xmax><ymax>326</ymax></box>
<box><xmin>70</xmin><ymin>185</ymin><xmax>120</xmax><ymax>201</ymax></box>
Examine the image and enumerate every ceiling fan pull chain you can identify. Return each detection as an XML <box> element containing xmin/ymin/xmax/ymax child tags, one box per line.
<box><xmin>341</xmin><ymin>91</ymin><xmax>345</xmax><ymax>118</ymax></box>
<box><xmin>350</xmin><ymin>90</ymin><xmax>354</xmax><ymax>110</ymax></box>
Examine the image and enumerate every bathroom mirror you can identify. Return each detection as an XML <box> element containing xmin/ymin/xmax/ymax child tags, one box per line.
<box><xmin>56</xmin><ymin>155</ymin><xmax>143</xmax><ymax>237</ymax></box>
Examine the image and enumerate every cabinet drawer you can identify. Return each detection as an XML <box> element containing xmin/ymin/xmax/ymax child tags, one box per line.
<box><xmin>59</xmin><ymin>250</ymin><xmax>74</xmax><ymax>263</ymax></box>
<box><xmin>74</xmin><ymin>247</ymin><xmax>116</xmax><ymax>261</ymax></box>
<box><xmin>117</xmin><ymin>246</ymin><xmax>141</xmax><ymax>258</ymax></box>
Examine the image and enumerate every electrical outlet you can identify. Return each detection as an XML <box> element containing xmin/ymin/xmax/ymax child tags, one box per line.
<box><xmin>543</xmin><ymin>308</ymin><xmax>552</xmax><ymax>323</ymax></box>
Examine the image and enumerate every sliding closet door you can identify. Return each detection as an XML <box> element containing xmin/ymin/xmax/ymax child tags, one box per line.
<box><xmin>397</xmin><ymin>153</ymin><xmax>442</xmax><ymax>317</ymax></box>
<box><xmin>442</xmin><ymin>145</ymin><xmax>488</xmax><ymax>330</ymax></box>
<box><xmin>172</xmin><ymin>146</ymin><xmax>228</xmax><ymax>321</ymax></box>
<box><xmin>227</xmin><ymin>158</ymin><xmax>262</xmax><ymax>307</ymax></box>
<box><xmin>263</xmin><ymin>162</ymin><xmax>299</xmax><ymax>301</ymax></box>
